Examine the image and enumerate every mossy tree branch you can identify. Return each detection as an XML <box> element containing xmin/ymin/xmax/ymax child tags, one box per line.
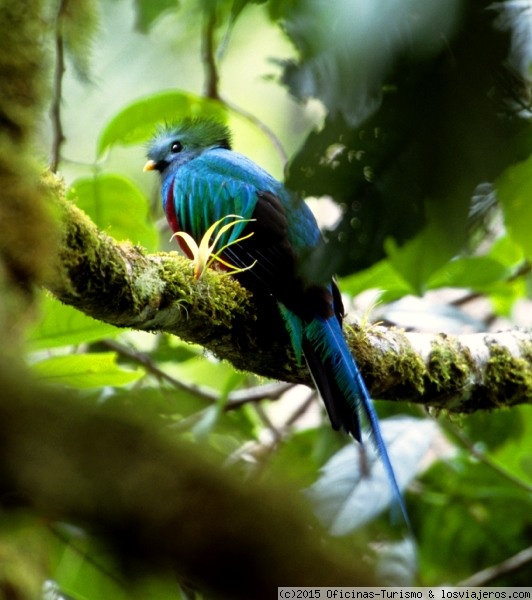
<box><xmin>0</xmin><ymin>363</ymin><xmax>373</xmax><ymax>598</ymax></box>
<box><xmin>44</xmin><ymin>173</ymin><xmax>532</xmax><ymax>413</ymax></box>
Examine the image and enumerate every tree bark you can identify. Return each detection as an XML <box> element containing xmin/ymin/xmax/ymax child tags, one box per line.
<box><xmin>44</xmin><ymin>172</ymin><xmax>532</xmax><ymax>413</ymax></box>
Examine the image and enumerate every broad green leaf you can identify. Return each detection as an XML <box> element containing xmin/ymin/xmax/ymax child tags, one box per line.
<box><xmin>108</xmin><ymin>385</ymin><xmax>210</xmax><ymax>419</ymax></box>
<box><xmin>427</xmin><ymin>256</ymin><xmax>509</xmax><ymax>290</ymax></box>
<box><xmin>133</xmin><ymin>333</ymin><xmax>199</xmax><ymax>364</ymax></box>
<box><xmin>32</xmin><ymin>353</ymin><xmax>142</xmax><ymax>388</ymax></box>
<box><xmin>458</xmin><ymin>407</ymin><xmax>525</xmax><ymax>453</ymax></box>
<box><xmin>339</xmin><ymin>257</ymin><xmax>413</xmax><ymax>302</ymax></box>
<box><xmin>497</xmin><ymin>155</ymin><xmax>532</xmax><ymax>259</ymax></box>
<box><xmin>28</xmin><ymin>293</ymin><xmax>122</xmax><ymax>351</ymax></box>
<box><xmin>385</xmin><ymin>220</ymin><xmax>463</xmax><ymax>295</ymax></box>
<box><xmin>165</xmin><ymin>355</ymin><xmax>251</xmax><ymax>393</ymax></box>
<box><xmin>418</xmin><ymin>445</ymin><xmax>532</xmax><ymax>585</ymax></box>
<box><xmin>265</xmin><ymin>427</ymin><xmax>344</xmax><ymax>488</ymax></box>
<box><xmin>488</xmin><ymin>234</ymin><xmax>524</xmax><ymax>265</ymax></box>
<box><xmin>97</xmin><ymin>91</ymin><xmax>227</xmax><ymax>157</ymax></box>
<box><xmin>488</xmin><ymin>278</ymin><xmax>527</xmax><ymax>317</ymax></box>
<box><xmin>49</xmin><ymin>524</ymin><xmax>130</xmax><ymax>600</ymax></box>
<box><xmin>231</xmin><ymin>0</ymin><xmax>268</xmax><ymax>22</ymax></box>
<box><xmin>306</xmin><ymin>417</ymin><xmax>437</xmax><ymax>535</ymax></box>
<box><xmin>134</xmin><ymin>0</ymin><xmax>178</xmax><ymax>32</ymax></box>
<box><xmin>67</xmin><ymin>173</ymin><xmax>158</xmax><ymax>250</ymax></box>
<box><xmin>489</xmin><ymin>405</ymin><xmax>532</xmax><ymax>484</ymax></box>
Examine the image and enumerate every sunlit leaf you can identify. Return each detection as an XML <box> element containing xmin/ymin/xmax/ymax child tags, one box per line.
<box><xmin>97</xmin><ymin>91</ymin><xmax>227</xmax><ymax>157</ymax></box>
<box><xmin>427</xmin><ymin>256</ymin><xmax>509</xmax><ymax>290</ymax></box>
<box><xmin>67</xmin><ymin>173</ymin><xmax>158</xmax><ymax>250</ymax></box>
<box><xmin>339</xmin><ymin>257</ymin><xmax>413</xmax><ymax>301</ymax></box>
<box><xmin>27</xmin><ymin>293</ymin><xmax>122</xmax><ymax>351</ymax></box>
<box><xmin>306</xmin><ymin>417</ymin><xmax>438</xmax><ymax>534</ymax></box>
<box><xmin>164</xmin><ymin>355</ymin><xmax>250</xmax><ymax>393</ymax></box>
<box><xmin>32</xmin><ymin>353</ymin><xmax>142</xmax><ymax>388</ymax></box>
<box><xmin>488</xmin><ymin>234</ymin><xmax>524</xmax><ymax>265</ymax></box>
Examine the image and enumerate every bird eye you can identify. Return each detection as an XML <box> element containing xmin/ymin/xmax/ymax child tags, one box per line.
<box><xmin>171</xmin><ymin>141</ymin><xmax>182</xmax><ymax>153</ymax></box>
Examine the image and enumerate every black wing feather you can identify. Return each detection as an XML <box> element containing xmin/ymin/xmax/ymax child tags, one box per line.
<box><xmin>222</xmin><ymin>191</ymin><xmax>361</xmax><ymax>440</ymax></box>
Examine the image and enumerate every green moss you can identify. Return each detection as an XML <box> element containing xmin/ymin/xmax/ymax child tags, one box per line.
<box><xmin>484</xmin><ymin>343</ymin><xmax>532</xmax><ymax>408</ymax></box>
<box><xmin>390</xmin><ymin>329</ymin><xmax>427</xmax><ymax>396</ymax></box>
<box><xmin>345</xmin><ymin>324</ymin><xmax>426</xmax><ymax>399</ymax></box>
<box><xmin>156</xmin><ymin>254</ymin><xmax>251</xmax><ymax>329</ymax></box>
<box><xmin>426</xmin><ymin>334</ymin><xmax>473</xmax><ymax>397</ymax></box>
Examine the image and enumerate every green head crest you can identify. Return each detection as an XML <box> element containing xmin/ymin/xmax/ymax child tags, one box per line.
<box><xmin>145</xmin><ymin>117</ymin><xmax>232</xmax><ymax>173</ymax></box>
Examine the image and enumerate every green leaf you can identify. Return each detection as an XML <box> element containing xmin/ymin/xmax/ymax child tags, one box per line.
<box><xmin>265</xmin><ymin>427</ymin><xmax>344</xmax><ymax>488</ymax></box>
<box><xmin>497</xmin><ymin>155</ymin><xmax>532</xmax><ymax>260</ymax></box>
<box><xmin>165</xmin><ymin>356</ymin><xmax>250</xmax><ymax>393</ymax></box>
<box><xmin>97</xmin><ymin>91</ymin><xmax>227</xmax><ymax>157</ymax></box>
<box><xmin>488</xmin><ymin>234</ymin><xmax>524</xmax><ymax>265</ymax></box>
<box><xmin>306</xmin><ymin>417</ymin><xmax>437</xmax><ymax>534</ymax></box>
<box><xmin>385</xmin><ymin>220</ymin><xmax>463</xmax><ymax>295</ymax></box>
<box><xmin>418</xmin><ymin>443</ymin><xmax>532</xmax><ymax>585</ymax></box>
<box><xmin>339</xmin><ymin>257</ymin><xmax>413</xmax><ymax>302</ymax></box>
<box><xmin>427</xmin><ymin>256</ymin><xmax>509</xmax><ymax>291</ymax></box>
<box><xmin>458</xmin><ymin>408</ymin><xmax>525</xmax><ymax>453</ymax></box>
<box><xmin>488</xmin><ymin>279</ymin><xmax>526</xmax><ymax>317</ymax></box>
<box><xmin>107</xmin><ymin>385</ymin><xmax>210</xmax><ymax>420</ymax></box>
<box><xmin>27</xmin><ymin>293</ymin><xmax>122</xmax><ymax>351</ymax></box>
<box><xmin>231</xmin><ymin>0</ymin><xmax>267</xmax><ymax>21</ymax></box>
<box><xmin>32</xmin><ymin>353</ymin><xmax>142</xmax><ymax>388</ymax></box>
<box><xmin>134</xmin><ymin>0</ymin><xmax>178</xmax><ymax>32</ymax></box>
<box><xmin>67</xmin><ymin>174</ymin><xmax>158</xmax><ymax>250</ymax></box>
<box><xmin>488</xmin><ymin>405</ymin><xmax>532</xmax><ymax>484</ymax></box>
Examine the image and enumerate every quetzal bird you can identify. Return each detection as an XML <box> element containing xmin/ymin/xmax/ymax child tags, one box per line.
<box><xmin>145</xmin><ymin>118</ymin><xmax>407</xmax><ymax>523</ymax></box>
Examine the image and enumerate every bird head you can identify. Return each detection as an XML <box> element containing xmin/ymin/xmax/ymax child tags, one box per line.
<box><xmin>144</xmin><ymin>118</ymin><xmax>232</xmax><ymax>174</ymax></box>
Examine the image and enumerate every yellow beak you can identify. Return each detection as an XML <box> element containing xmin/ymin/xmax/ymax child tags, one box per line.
<box><xmin>143</xmin><ymin>159</ymin><xmax>157</xmax><ymax>172</ymax></box>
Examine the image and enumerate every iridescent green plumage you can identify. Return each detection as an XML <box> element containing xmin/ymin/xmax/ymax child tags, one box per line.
<box><xmin>146</xmin><ymin>118</ymin><xmax>409</xmax><ymax>526</ymax></box>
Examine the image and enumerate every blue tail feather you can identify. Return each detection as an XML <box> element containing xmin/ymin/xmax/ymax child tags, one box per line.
<box><xmin>304</xmin><ymin>315</ymin><xmax>410</xmax><ymax>527</ymax></box>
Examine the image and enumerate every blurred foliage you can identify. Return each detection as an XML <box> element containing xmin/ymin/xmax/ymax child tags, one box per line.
<box><xmin>283</xmin><ymin>0</ymin><xmax>532</xmax><ymax>288</ymax></box>
<box><xmin>3</xmin><ymin>0</ymin><xmax>532</xmax><ymax>597</ymax></box>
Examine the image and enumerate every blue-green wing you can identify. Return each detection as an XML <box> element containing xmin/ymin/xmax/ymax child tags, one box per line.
<box><xmin>169</xmin><ymin>149</ymin><xmax>320</xmax><ymax>252</ymax></box>
<box><xmin>170</xmin><ymin>155</ymin><xmax>261</xmax><ymax>247</ymax></box>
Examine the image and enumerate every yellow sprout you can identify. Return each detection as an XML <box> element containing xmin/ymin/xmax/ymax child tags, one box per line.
<box><xmin>172</xmin><ymin>214</ymin><xmax>257</xmax><ymax>279</ymax></box>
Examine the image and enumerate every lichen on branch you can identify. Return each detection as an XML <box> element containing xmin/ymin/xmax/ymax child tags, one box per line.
<box><xmin>43</xmin><ymin>172</ymin><xmax>532</xmax><ymax>412</ymax></box>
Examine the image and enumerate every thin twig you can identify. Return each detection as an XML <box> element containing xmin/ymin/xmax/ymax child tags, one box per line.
<box><xmin>221</xmin><ymin>95</ymin><xmax>289</xmax><ymax>167</ymax></box>
<box><xmin>451</xmin><ymin>260</ymin><xmax>532</xmax><ymax>309</ymax></box>
<box><xmin>48</xmin><ymin>523</ymin><xmax>126</xmax><ymax>588</ymax></box>
<box><xmin>198</xmin><ymin>4</ymin><xmax>288</xmax><ymax>167</ymax></box>
<box><xmin>254</xmin><ymin>402</ymin><xmax>283</xmax><ymax>444</ymax></box>
<box><xmin>102</xmin><ymin>338</ymin><xmax>219</xmax><ymax>401</ymax></box>
<box><xmin>457</xmin><ymin>545</ymin><xmax>532</xmax><ymax>586</ymax></box>
<box><xmin>225</xmin><ymin>381</ymin><xmax>293</xmax><ymax>409</ymax></box>
<box><xmin>201</xmin><ymin>5</ymin><xmax>220</xmax><ymax>100</ymax></box>
<box><xmin>101</xmin><ymin>338</ymin><xmax>293</xmax><ymax>409</ymax></box>
<box><xmin>50</xmin><ymin>0</ymin><xmax>67</xmax><ymax>172</ymax></box>
<box><xmin>285</xmin><ymin>390</ymin><xmax>317</xmax><ymax>428</ymax></box>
